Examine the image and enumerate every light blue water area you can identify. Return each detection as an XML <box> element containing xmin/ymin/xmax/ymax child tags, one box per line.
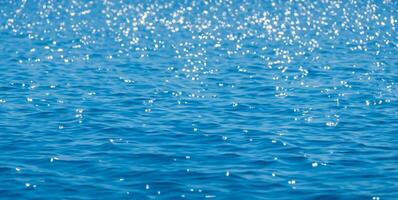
<box><xmin>0</xmin><ymin>0</ymin><xmax>398</xmax><ymax>199</ymax></box>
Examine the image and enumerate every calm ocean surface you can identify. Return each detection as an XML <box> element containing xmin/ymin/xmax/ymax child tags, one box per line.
<box><xmin>0</xmin><ymin>0</ymin><xmax>398</xmax><ymax>199</ymax></box>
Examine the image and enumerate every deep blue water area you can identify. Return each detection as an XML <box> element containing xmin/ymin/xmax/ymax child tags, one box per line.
<box><xmin>0</xmin><ymin>0</ymin><xmax>398</xmax><ymax>199</ymax></box>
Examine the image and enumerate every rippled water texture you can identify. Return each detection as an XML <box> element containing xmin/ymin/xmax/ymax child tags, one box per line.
<box><xmin>1</xmin><ymin>0</ymin><xmax>398</xmax><ymax>199</ymax></box>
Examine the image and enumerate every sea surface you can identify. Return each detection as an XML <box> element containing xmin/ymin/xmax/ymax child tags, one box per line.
<box><xmin>0</xmin><ymin>0</ymin><xmax>398</xmax><ymax>199</ymax></box>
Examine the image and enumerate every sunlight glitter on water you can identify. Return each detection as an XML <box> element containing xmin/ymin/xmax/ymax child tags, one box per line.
<box><xmin>0</xmin><ymin>0</ymin><xmax>397</xmax><ymax>199</ymax></box>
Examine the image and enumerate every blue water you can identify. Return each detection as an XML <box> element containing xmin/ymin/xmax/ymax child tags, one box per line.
<box><xmin>1</xmin><ymin>0</ymin><xmax>398</xmax><ymax>199</ymax></box>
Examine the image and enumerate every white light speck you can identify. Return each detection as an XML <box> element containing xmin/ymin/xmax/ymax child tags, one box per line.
<box><xmin>326</xmin><ymin>121</ymin><xmax>338</xmax><ymax>127</ymax></box>
<box><xmin>50</xmin><ymin>157</ymin><xmax>59</xmax><ymax>162</ymax></box>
